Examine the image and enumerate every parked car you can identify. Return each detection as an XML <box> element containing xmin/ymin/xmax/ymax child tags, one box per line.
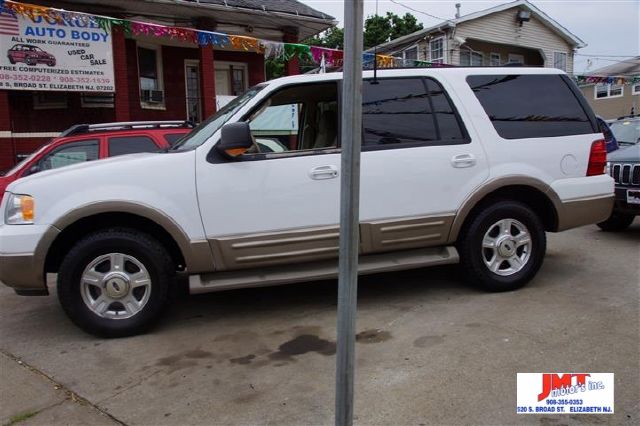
<box><xmin>7</xmin><ymin>44</ymin><xmax>56</xmax><ymax>66</ymax></box>
<box><xmin>597</xmin><ymin>143</ymin><xmax>640</xmax><ymax>231</ymax></box>
<box><xmin>0</xmin><ymin>121</ymin><xmax>193</xmax><ymax>201</ymax></box>
<box><xmin>596</xmin><ymin>116</ymin><xmax>618</xmax><ymax>152</ymax></box>
<box><xmin>609</xmin><ymin>115</ymin><xmax>640</xmax><ymax>147</ymax></box>
<box><xmin>0</xmin><ymin>68</ymin><xmax>614</xmax><ymax>337</ymax></box>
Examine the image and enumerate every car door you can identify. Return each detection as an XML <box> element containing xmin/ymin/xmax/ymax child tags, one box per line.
<box><xmin>196</xmin><ymin>80</ymin><xmax>342</xmax><ymax>271</ymax></box>
<box><xmin>358</xmin><ymin>77</ymin><xmax>489</xmax><ymax>253</ymax></box>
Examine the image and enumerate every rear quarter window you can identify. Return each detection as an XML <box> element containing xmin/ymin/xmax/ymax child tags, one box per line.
<box><xmin>467</xmin><ymin>74</ymin><xmax>596</xmax><ymax>139</ymax></box>
<box><xmin>108</xmin><ymin>136</ymin><xmax>160</xmax><ymax>157</ymax></box>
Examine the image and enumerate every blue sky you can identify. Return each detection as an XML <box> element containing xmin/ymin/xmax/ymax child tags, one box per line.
<box><xmin>300</xmin><ymin>0</ymin><xmax>640</xmax><ymax>74</ymax></box>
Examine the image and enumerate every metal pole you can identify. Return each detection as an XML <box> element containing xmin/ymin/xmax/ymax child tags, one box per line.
<box><xmin>335</xmin><ymin>0</ymin><xmax>363</xmax><ymax>425</ymax></box>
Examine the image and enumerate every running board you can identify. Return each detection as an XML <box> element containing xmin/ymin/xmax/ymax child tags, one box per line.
<box><xmin>189</xmin><ymin>246</ymin><xmax>459</xmax><ymax>294</ymax></box>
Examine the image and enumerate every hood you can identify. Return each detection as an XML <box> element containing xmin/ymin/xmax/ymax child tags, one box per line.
<box><xmin>8</xmin><ymin>152</ymin><xmax>157</xmax><ymax>190</ymax></box>
<box><xmin>608</xmin><ymin>144</ymin><xmax>640</xmax><ymax>163</ymax></box>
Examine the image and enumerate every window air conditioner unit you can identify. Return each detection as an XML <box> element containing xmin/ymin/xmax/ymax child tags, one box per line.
<box><xmin>141</xmin><ymin>89</ymin><xmax>164</xmax><ymax>103</ymax></box>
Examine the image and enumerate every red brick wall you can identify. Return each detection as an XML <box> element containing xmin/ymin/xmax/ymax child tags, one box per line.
<box><xmin>199</xmin><ymin>45</ymin><xmax>217</xmax><ymax>117</ymax></box>
<box><xmin>215</xmin><ymin>51</ymin><xmax>265</xmax><ymax>86</ymax></box>
<box><xmin>0</xmin><ymin>40</ymin><xmax>266</xmax><ymax>169</ymax></box>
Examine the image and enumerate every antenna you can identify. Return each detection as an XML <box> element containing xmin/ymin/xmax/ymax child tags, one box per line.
<box><xmin>372</xmin><ymin>0</ymin><xmax>379</xmax><ymax>84</ymax></box>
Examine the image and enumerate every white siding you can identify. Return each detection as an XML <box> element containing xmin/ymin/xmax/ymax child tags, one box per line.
<box><xmin>453</xmin><ymin>9</ymin><xmax>575</xmax><ymax>73</ymax></box>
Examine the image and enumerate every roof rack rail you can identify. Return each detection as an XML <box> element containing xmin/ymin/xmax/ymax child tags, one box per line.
<box><xmin>615</xmin><ymin>114</ymin><xmax>639</xmax><ymax>120</ymax></box>
<box><xmin>60</xmin><ymin>120</ymin><xmax>195</xmax><ymax>138</ymax></box>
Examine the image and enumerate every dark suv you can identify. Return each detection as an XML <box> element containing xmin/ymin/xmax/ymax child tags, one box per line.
<box><xmin>598</xmin><ymin>116</ymin><xmax>640</xmax><ymax>231</ymax></box>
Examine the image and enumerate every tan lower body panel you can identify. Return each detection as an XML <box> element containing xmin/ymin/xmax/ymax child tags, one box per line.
<box><xmin>209</xmin><ymin>214</ymin><xmax>455</xmax><ymax>271</ymax></box>
<box><xmin>190</xmin><ymin>246</ymin><xmax>459</xmax><ymax>294</ymax></box>
<box><xmin>556</xmin><ymin>195</ymin><xmax>613</xmax><ymax>231</ymax></box>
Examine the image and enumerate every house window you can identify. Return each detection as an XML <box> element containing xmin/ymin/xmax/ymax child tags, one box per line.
<box><xmin>33</xmin><ymin>93</ymin><xmax>68</xmax><ymax>109</ymax></box>
<box><xmin>460</xmin><ymin>50</ymin><xmax>483</xmax><ymax>66</ymax></box>
<box><xmin>490</xmin><ymin>53</ymin><xmax>501</xmax><ymax>66</ymax></box>
<box><xmin>81</xmin><ymin>93</ymin><xmax>114</xmax><ymax>108</ymax></box>
<box><xmin>403</xmin><ymin>46</ymin><xmax>418</xmax><ymax>62</ymax></box>
<box><xmin>137</xmin><ymin>45</ymin><xmax>164</xmax><ymax>108</ymax></box>
<box><xmin>553</xmin><ymin>52</ymin><xmax>567</xmax><ymax>71</ymax></box>
<box><xmin>633</xmin><ymin>83</ymin><xmax>640</xmax><ymax>95</ymax></box>
<box><xmin>508</xmin><ymin>53</ymin><xmax>525</xmax><ymax>65</ymax></box>
<box><xmin>429</xmin><ymin>37</ymin><xmax>444</xmax><ymax>63</ymax></box>
<box><xmin>595</xmin><ymin>84</ymin><xmax>624</xmax><ymax>99</ymax></box>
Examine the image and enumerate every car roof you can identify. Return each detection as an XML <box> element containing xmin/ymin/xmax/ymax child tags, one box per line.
<box><xmin>55</xmin><ymin>126</ymin><xmax>191</xmax><ymax>141</ymax></box>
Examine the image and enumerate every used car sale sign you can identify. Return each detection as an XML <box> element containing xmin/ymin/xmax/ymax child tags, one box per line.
<box><xmin>0</xmin><ymin>10</ymin><xmax>114</xmax><ymax>92</ymax></box>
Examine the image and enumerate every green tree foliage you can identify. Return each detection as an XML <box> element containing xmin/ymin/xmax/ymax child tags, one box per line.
<box><xmin>304</xmin><ymin>12</ymin><xmax>423</xmax><ymax>51</ymax></box>
<box><xmin>304</xmin><ymin>27</ymin><xmax>345</xmax><ymax>50</ymax></box>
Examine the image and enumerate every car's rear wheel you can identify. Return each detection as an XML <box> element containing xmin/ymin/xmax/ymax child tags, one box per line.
<box><xmin>597</xmin><ymin>212</ymin><xmax>635</xmax><ymax>232</ymax></box>
<box><xmin>25</xmin><ymin>57</ymin><xmax>35</xmax><ymax>66</ymax></box>
<box><xmin>57</xmin><ymin>228</ymin><xmax>173</xmax><ymax>337</ymax></box>
<box><xmin>458</xmin><ymin>201</ymin><xmax>546</xmax><ymax>292</ymax></box>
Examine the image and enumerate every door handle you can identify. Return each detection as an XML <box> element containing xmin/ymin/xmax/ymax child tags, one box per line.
<box><xmin>309</xmin><ymin>165</ymin><xmax>339</xmax><ymax>180</ymax></box>
<box><xmin>451</xmin><ymin>154</ymin><xmax>476</xmax><ymax>168</ymax></box>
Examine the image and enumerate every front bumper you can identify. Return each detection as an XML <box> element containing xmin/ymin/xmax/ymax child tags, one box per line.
<box><xmin>0</xmin><ymin>224</ymin><xmax>59</xmax><ymax>294</ymax></box>
<box><xmin>612</xmin><ymin>186</ymin><xmax>640</xmax><ymax>215</ymax></box>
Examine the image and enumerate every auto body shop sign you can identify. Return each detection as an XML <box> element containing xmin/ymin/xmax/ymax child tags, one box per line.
<box><xmin>0</xmin><ymin>10</ymin><xmax>114</xmax><ymax>92</ymax></box>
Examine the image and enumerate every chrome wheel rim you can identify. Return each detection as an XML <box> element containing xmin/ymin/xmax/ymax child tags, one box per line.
<box><xmin>482</xmin><ymin>219</ymin><xmax>532</xmax><ymax>276</ymax></box>
<box><xmin>80</xmin><ymin>253</ymin><xmax>151</xmax><ymax>320</ymax></box>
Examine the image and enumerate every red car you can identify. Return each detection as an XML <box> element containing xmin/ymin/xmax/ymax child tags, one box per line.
<box><xmin>0</xmin><ymin>121</ymin><xmax>192</xmax><ymax>200</ymax></box>
<box><xmin>7</xmin><ymin>44</ymin><xmax>56</xmax><ymax>66</ymax></box>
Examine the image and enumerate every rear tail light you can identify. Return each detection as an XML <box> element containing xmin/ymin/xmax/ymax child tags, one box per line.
<box><xmin>587</xmin><ymin>139</ymin><xmax>607</xmax><ymax>176</ymax></box>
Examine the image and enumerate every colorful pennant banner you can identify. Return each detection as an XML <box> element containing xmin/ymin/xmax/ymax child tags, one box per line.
<box><xmin>574</xmin><ymin>75</ymin><xmax>640</xmax><ymax>85</ymax></box>
<box><xmin>0</xmin><ymin>0</ymin><xmax>444</xmax><ymax>69</ymax></box>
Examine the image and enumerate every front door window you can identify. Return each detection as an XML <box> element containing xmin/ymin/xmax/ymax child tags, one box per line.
<box><xmin>185</xmin><ymin>62</ymin><xmax>202</xmax><ymax>123</ymax></box>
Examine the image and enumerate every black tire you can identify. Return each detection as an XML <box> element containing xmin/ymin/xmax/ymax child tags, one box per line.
<box><xmin>25</xmin><ymin>57</ymin><xmax>35</xmax><ymax>66</ymax></box>
<box><xmin>597</xmin><ymin>212</ymin><xmax>635</xmax><ymax>232</ymax></box>
<box><xmin>458</xmin><ymin>201</ymin><xmax>546</xmax><ymax>292</ymax></box>
<box><xmin>57</xmin><ymin>228</ymin><xmax>174</xmax><ymax>337</ymax></box>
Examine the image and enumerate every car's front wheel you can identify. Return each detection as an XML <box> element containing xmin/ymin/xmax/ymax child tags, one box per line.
<box><xmin>458</xmin><ymin>201</ymin><xmax>546</xmax><ymax>292</ymax></box>
<box><xmin>57</xmin><ymin>228</ymin><xmax>173</xmax><ymax>337</ymax></box>
<box><xmin>597</xmin><ymin>212</ymin><xmax>635</xmax><ymax>232</ymax></box>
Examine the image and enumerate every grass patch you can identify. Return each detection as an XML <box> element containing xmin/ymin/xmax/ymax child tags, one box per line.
<box><xmin>5</xmin><ymin>411</ymin><xmax>37</xmax><ymax>426</ymax></box>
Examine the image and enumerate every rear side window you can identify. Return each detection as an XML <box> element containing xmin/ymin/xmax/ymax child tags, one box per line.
<box><xmin>108</xmin><ymin>136</ymin><xmax>159</xmax><ymax>157</ymax></box>
<box><xmin>163</xmin><ymin>133</ymin><xmax>186</xmax><ymax>146</ymax></box>
<box><xmin>467</xmin><ymin>74</ymin><xmax>596</xmax><ymax>139</ymax></box>
<box><xmin>362</xmin><ymin>77</ymin><xmax>468</xmax><ymax>148</ymax></box>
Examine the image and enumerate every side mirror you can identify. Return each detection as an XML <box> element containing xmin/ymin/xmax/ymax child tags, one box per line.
<box><xmin>27</xmin><ymin>164</ymin><xmax>40</xmax><ymax>176</ymax></box>
<box><xmin>217</xmin><ymin>122</ymin><xmax>254</xmax><ymax>158</ymax></box>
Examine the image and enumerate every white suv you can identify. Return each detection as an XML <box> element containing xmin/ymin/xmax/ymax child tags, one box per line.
<box><xmin>0</xmin><ymin>68</ymin><xmax>613</xmax><ymax>336</ymax></box>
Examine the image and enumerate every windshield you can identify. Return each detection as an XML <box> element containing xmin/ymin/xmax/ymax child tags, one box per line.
<box><xmin>2</xmin><ymin>143</ymin><xmax>51</xmax><ymax>177</ymax></box>
<box><xmin>171</xmin><ymin>84</ymin><xmax>265</xmax><ymax>152</ymax></box>
<box><xmin>610</xmin><ymin>120</ymin><xmax>640</xmax><ymax>145</ymax></box>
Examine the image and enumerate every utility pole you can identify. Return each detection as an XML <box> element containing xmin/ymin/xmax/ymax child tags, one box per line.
<box><xmin>335</xmin><ymin>1</ymin><xmax>364</xmax><ymax>425</ymax></box>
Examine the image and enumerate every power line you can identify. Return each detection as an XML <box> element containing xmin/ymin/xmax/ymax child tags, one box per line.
<box><xmin>575</xmin><ymin>53</ymin><xmax>640</xmax><ymax>58</ymax></box>
<box><xmin>389</xmin><ymin>0</ymin><xmax>451</xmax><ymax>22</ymax></box>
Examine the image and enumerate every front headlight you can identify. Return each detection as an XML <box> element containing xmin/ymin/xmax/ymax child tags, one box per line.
<box><xmin>5</xmin><ymin>194</ymin><xmax>35</xmax><ymax>224</ymax></box>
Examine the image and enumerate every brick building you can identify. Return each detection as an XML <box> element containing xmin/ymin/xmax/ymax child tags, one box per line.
<box><xmin>0</xmin><ymin>0</ymin><xmax>334</xmax><ymax>170</ymax></box>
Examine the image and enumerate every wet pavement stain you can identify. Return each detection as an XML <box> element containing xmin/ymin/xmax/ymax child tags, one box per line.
<box><xmin>413</xmin><ymin>335</ymin><xmax>446</xmax><ymax>348</ymax></box>
<box><xmin>355</xmin><ymin>329</ymin><xmax>392</xmax><ymax>344</ymax></box>
<box><xmin>465</xmin><ymin>322</ymin><xmax>482</xmax><ymax>328</ymax></box>
<box><xmin>155</xmin><ymin>349</ymin><xmax>214</xmax><ymax>374</ymax></box>
<box><xmin>269</xmin><ymin>334</ymin><xmax>336</xmax><ymax>360</ymax></box>
<box><xmin>230</xmin><ymin>354</ymin><xmax>256</xmax><ymax>365</ymax></box>
<box><xmin>184</xmin><ymin>349</ymin><xmax>213</xmax><ymax>359</ymax></box>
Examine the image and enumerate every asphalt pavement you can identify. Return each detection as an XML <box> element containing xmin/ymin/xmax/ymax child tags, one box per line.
<box><xmin>1</xmin><ymin>221</ymin><xmax>638</xmax><ymax>425</ymax></box>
